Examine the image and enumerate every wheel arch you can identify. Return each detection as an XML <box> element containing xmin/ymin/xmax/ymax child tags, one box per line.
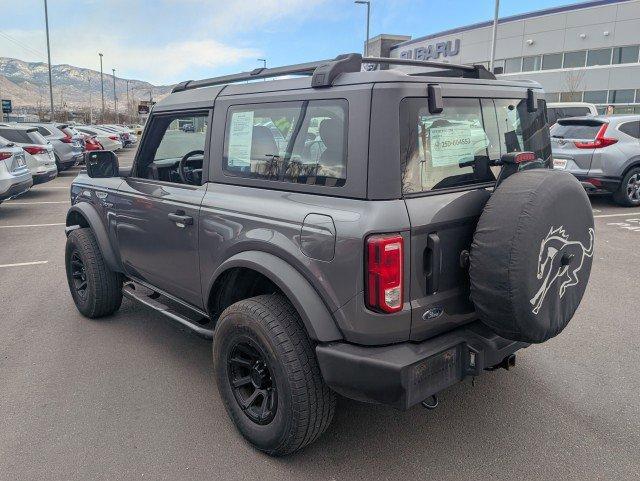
<box><xmin>65</xmin><ymin>204</ymin><xmax>122</xmax><ymax>272</ymax></box>
<box><xmin>207</xmin><ymin>251</ymin><xmax>343</xmax><ymax>343</ymax></box>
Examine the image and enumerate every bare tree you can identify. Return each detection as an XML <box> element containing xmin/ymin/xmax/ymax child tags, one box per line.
<box><xmin>562</xmin><ymin>70</ymin><xmax>586</xmax><ymax>102</ymax></box>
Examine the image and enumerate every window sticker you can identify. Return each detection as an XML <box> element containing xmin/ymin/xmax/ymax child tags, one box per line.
<box><xmin>429</xmin><ymin>125</ymin><xmax>475</xmax><ymax>167</ymax></box>
<box><xmin>228</xmin><ymin>111</ymin><xmax>254</xmax><ymax>166</ymax></box>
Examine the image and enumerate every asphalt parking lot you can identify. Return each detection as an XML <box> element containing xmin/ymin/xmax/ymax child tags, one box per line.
<box><xmin>1</xmin><ymin>152</ymin><xmax>639</xmax><ymax>481</ymax></box>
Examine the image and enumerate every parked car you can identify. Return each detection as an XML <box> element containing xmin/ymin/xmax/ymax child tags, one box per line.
<box><xmin>75</xmin><ymin>126</ymin><xmax>123</xmax><ymax>151</ymax></box>
<box><xmin>547</xmin><ymin>102</ymin><xmax>598</xmax><ymax>125</ymax></box>
<box><xmin>0</xmin><ymin>125</ymin><xmax>57</xmax><ymax>184</ymax></box>
<box><xmin>550</xmin><ymin>115</ymin><xmax>640</xmax><ymax>206</ymax></box>
<box><xmin>28</xmin><ymin>122</ymin><xmax>84</xmax><ymax>171</ymax></box>
<box><xmin>127</xmin><ymin>124</ymin><xmax>144</xmax><ymax>137</ymax></box>
<box><xmin>0</xmin><ymin>138</ymin><xmax>32</xmax><ymax>203</ymax></box>
<box><xmin>81</xmin><ymin>133</ymin><xmax>104</xmax><ymax>152</ymax></box>
<box><xmin>65</xmin><ymin>53</ymin><xmax>594</xmax><ymax>456</ymax></box>
<box><xmin>96</xmin><ymin>125</ymin><xmax>132</xmax><ymax>147</ymax></box>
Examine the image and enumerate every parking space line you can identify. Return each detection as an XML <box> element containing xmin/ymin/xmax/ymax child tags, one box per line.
<box><xmin>0</xmin><ymin>223</ymin><xmax>65</xmax><ymax>229</ymax></box>
<box><xmin>0</xmin><ymin>261</ymin><xmax>48</xmax><ymax>268</ymax></box>
<box><xmin>594</xmin><ymin>212</ymin><xmax>640</xmax><ymax>219</ymax></box>
<box><xmin>5</xmin><ymin>201</ymin><xmax>69</xmax><ymax>205</ymax></box>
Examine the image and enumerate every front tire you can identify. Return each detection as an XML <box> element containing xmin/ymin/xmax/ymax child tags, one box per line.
<box><xmin>65</xmin><ymin>228</ymin><xmax>122</xmax><ymax>318</ymax></box>
<box><xmin>613</xmin><ymin>167</ymin><xmax>640</xmax><ymax>206</ymax></box>
<box><xmin>213</xmin><ymin>294</ymin><xmax>336</xmax><ymax>456</ymax></box>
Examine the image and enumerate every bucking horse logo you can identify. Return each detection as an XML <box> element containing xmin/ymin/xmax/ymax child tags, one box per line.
<box><xmin>530</xmin><ymin>226</ymin><xmax>595</xmax><ymax>315</ymax></box>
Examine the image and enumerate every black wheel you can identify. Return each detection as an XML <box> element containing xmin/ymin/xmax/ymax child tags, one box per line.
<box><xmin>213</xmin><ymin>294</ymin><xmax>336</xmax><ymax>456</ymax></box>
<box><xmin>613</xmin><ymin>167</ymin><xmax>640</xmax><ymax>207</ymax></box>
<box><xmin>65</xmin><ymin>228</ymin><xmax>122</xmax><ymax>318</ymax></box>
<box><xmin>54</xmin><ymin>153</ymin><xmax>64</xmax><ymax>172</ymax></box>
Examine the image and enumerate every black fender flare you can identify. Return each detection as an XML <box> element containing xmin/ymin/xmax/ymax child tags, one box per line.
<box><xmin>209</xmin><ymin>251</ymin><xmax>343</xmax><ymax>342</ymax></box>
<box><xmin>65</xmin><ymin>203</ymin><xmax>122</xmax><ymax>272</ymax></box>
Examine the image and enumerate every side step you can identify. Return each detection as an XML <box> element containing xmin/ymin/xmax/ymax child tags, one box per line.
<box><xmin>123</xmin><ymin>283</ymin><xmax>213</xmax><ymax>339</ymax></box>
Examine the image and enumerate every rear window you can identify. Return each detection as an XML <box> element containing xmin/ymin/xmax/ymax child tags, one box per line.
<box><xmin>223</xmin><ymin>99</ymin><xmax>347</xmax><ymax>187</ymax></box>
<box><xmin>0</xmin><ymin>128</ymin><xmax>47</xmax><ymax>145</ymax></box>
<box><xmin>550</xmin><ymin>121</ymin><xmax>603</xmax><ymax>139</ymax></box>
<box><xmin>400</xmin><ymin>97</ymin><xmax>550</xmax><ymax>194</ymax></box>
<box><xmin>563</xmin><ymin>107</ymin><xmax>591</xmax><ymax>118</ymax></box>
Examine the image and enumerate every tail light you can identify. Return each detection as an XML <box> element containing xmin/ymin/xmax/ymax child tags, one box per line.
<box><xmin>366</xmin><ymin>234</ymin><xmax>404</xmax><ymax>313</ymax></box>
<box><xmin>60</xmin><ymin>135</ymin><xmax>73</xmax><ymax>144</ymax></box>
<box><xmin>0</xmin><ymin>152</ymin><xmax>12</xmax><ymax>161</ymax></box>
<box><xmin>108</xmin><ymin>135</ymin><xmax>119</xmax><ymax>141</ymax></box>
<box><xmin>24</xmin><ymin>146</ymin><xmax>47</xmax><ymax>155</ymax></box>
<box><xmin>574</xmin><ymin>124</ymin><xmax>618</xmax><ymax>149</ymax></box>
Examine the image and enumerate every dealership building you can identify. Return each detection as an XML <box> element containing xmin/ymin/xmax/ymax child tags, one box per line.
<box><xmin>369</xmin><ymin>0</ymin><xmax>640</xmax><ymax>113</ymax></box>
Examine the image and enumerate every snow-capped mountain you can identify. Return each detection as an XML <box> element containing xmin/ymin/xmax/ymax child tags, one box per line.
<box><xmin>0</xmin><ymin>57</ymin><xmax>172</xmax><ymax>110</ymax></box>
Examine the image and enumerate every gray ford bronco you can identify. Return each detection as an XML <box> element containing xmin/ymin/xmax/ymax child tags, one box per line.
<box><xmin>65</xmin><ymin>54</ymin><xmax>595</xmax><ymax>456</ymax></box>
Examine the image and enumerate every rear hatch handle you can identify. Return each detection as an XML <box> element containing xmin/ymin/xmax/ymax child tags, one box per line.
<box><xmin>425</xmin><ymin>233</ymin><xmax>441</xmax><ymax>294</ymax></box>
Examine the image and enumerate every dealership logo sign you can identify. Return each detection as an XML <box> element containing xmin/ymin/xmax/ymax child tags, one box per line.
<box><xmin>400</xmin><ymin>39</ymin><xmax>461</xmax><ymax>61</ymax></box>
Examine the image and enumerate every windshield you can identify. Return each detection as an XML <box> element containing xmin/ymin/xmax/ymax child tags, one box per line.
<box><xmin>400</xmin><ymin>97</ymin><xmax>551</xmax><ymax>194</ymax></box>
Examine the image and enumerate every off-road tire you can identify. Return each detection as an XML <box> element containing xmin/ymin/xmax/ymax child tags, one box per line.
<box><xmin>65</xmin><ymin>228</ymin><xmax>122</xmax><ymax>318</ymax></box>
<box><xmin>213</xmin><ymin>294</ymin><xmax>336</xmax><ymax>456</ymax></box>
<box><xmin>613</xmin><ymin>167</ymin><xmax>640</xmax><ymax>207</ymax></box>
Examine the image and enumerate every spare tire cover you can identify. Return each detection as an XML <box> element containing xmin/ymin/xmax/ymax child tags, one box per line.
<box><xmin>470</xmin><ymin>169</ymin><xmax>594</xmax><ymax>343</ymax></box>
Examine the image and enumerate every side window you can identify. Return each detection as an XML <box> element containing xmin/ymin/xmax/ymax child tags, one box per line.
<box><xmin>400</xmin><ymin>97</ymin><xmax>496</xmax><ymax>193</ymax></box>
<box><xmin>36</xmin><ymin>126</ymin><xmax>50</xmax><ymax>137</ymax></box>
<box><xmin>135</xmin><ymin>112</ymin><xmax>208</xmax><ymax>184</ymax></box>
<box><xmin>223</xmin><ymin>100</ymin><xmax>347</xmax><ymax>187</ymax></box>
<box><xmin>619</xmin><ymin>121</ymin><xmax>640</xmax><ymax>139</ymax></box>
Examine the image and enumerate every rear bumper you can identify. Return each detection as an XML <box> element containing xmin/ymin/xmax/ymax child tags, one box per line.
<box><xmin>33</xmin><ymin>169</ymin><xmax>58</xmax><ymax>185</ymax></box>
<box><xmin>316</xmin><ymin>321</ymin><xmax>527</xmax><ymax>410</ymax></box>
<box><xmin>0</xmin><ymin>178</ymin><xmax>33</xmax><ymax>201</ymax></box>
<box><xmin>573</xmin><ymin>174</ymin><xmax>621</xmax><ymax>193</ymax></box>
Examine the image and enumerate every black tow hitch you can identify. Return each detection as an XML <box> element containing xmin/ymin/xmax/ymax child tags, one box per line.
<box><xmin>487</xmin><ymin>353</ymin><xmax>517</xmax><ymax>371</ymax></box>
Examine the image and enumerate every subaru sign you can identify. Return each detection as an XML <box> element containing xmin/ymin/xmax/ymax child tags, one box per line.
<box><xmin>400</xmin><ymin>39</ymin><xmax>461</xmax><ymax>61</ymax></box>
<box><xmin>1</xmin><ymin>99</ymin><xmax>11</xmax><ymax>114</ymax></box>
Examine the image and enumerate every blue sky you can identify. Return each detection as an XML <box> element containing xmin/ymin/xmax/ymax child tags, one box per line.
<box><xmin>1</xmin><ymin>0</ymin><xmax>582</xmax><ymax>85</ymax></box>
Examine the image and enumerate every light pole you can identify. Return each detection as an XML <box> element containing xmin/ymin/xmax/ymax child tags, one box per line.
<box><xmin>99</xmin><ymin>53</ymin><xmax>105</xmax><ymax>122</ymax></box>
<box><xmin>355</xmin><ymin>1</ymin><xmax>370</xmax><ymax>57</ymax></box>
<box><xmin>126</xmin><ymin>79</ymin><xmax>130</xmax><ymax>122</ymax></box>
<box><xmin>112</xmin><ymin>68</ymin><xmax>118</xmax><ymax>124</ymax></box>
<box><xmin>44</xmin><ymin>0</ymin><xmax>55</xmax><ymax>121</ymax></box>
<box><xmin>489</xmin><ymin>0</ymin><xmax>500</xmax><ymax>73</ymax></box>
<box><xmin>88</xmin><ymin>76</ymin><xmax>93</xmax><ymax>124</ymax></box>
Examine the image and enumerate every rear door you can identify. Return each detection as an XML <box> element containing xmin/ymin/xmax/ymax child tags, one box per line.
<box><xmin>400</xmin><ymin>94</ymin><xmax>551</xmax><ymax>341</ymax></box>
<box><xmin>115</xmin><ymin>111</ymin><xmax>211</xmax><ymax>307</ymax></box>
<box><xmin>550</xmin><ymin>118</ymin><xmax>604</xmax><ymax>174</ymax></box>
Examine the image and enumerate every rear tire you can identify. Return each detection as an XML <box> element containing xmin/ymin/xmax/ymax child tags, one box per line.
<box><xmin>65</xmin><ymin>228</ymin><xmax>122</xmax><ymax>318</ymax></box>
<box><xmin>613</xmin><ymin>167</ymin><xmax>640</xmax><ymax>207</ymax></box>
<box><xmin>213</xmin><ymin>294</ymin><xmax>336</xmax><ymax>456</ymax></box>
<box><xmin>54</xmin><ymin>153</ymin><xmax>64</xmax><ymax>172</ymax></box>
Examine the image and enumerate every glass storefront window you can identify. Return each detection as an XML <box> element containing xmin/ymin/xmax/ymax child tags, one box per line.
<box><xmin>522</xmin><ymin>56</ymin><xmax>542</xmax><ymax>72</ymax></box>
<box><xmin>542</xmin><ymin>53</ymin><xmax>563</xmax><ymax>70</ymax></box>
<box><xmin>504</xmin><ymin>57</ymin><xmax>522</xmax><ymax>73</ymax></box>
<box><xmin>560</xmin><ymin>92</ymin><xmax>583</xmax><ymax>102</ymax></box>
<box><xmin>586</xmin><ymin>48</ymin><xmax>612</xmax><ymax>66</ymax></box>
<box><xmin>609</xmin><ymin>90</ymin><xmax>635</xmax><ymax>104</ymax></box>
<box><xmin>583</xmin><ymin>91</ymin><xmax>608</xmax><ymax>103</ymax></box>
<box><xmin>563</xmin><ymin>50</ymin><xmax>586</xmax><ymax>68</ymax></box>
<box><xmin>612</xmin><ymin>46</ymin><xmax>639</xmax><ymax>64</ymax></box>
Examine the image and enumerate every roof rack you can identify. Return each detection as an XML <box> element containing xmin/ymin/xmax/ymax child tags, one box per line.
<box><xmin>363</xmin><ymin>56</ymin><xmax>495</xmax><ymax>80</ymax></box>
<box><xmin>171</xmin><ymin>52</ymin><xmax>495</xmax><ymax>93</ymax></box>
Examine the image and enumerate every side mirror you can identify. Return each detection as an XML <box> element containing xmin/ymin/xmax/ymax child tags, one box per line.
<box><xmin>85</xmin><ymin>150</ymin><xmax>119</xmax><ymax>178</ymax></box>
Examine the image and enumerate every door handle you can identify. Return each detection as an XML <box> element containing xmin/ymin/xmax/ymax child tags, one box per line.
<box><xmin>425</xmin><ymin>233</ymin><xmax>441</xmax><ymax>294</ymax></box>
<box><xmin>168</xmin><ymin>211</ymin><xmax>193</xmax><ymax>227</ymax></box>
